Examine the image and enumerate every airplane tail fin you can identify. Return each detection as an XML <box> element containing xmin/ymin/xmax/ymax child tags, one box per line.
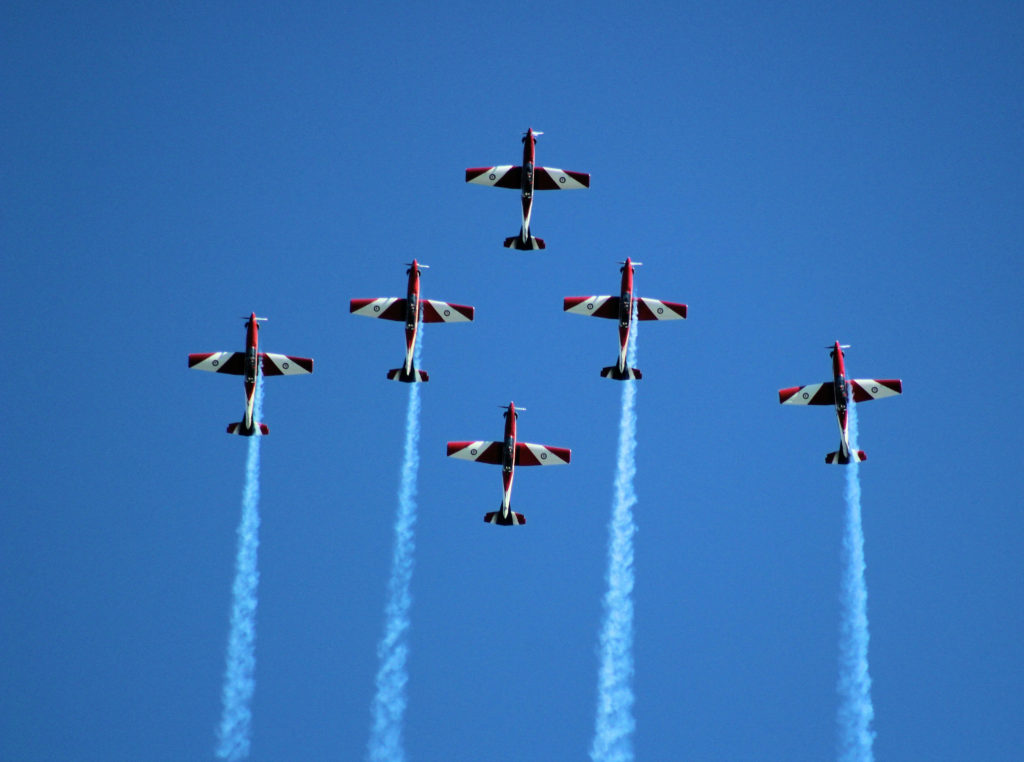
<box><xmin>483</xmin><ymin>508</ymin><xmax>526</xmax><ymax>526</ymax></box>
<box><xmin>826</xmin><ymin>449</ymin><xmax>866</xmax><ymax>465</ymax></box>
<box><xmin>386</xmin><ymin>367</ymin><xmax>429</xmax><ymax>383</ymax></box>
<box><xmin>504</xmin><ymin>234</ymin><xmax>545</xmax><ymax>251</ymax></box>
<box><xmin>601</xmin><ymin>365</ymin><xmax>642</xmax><ymax>381</ymax></box>
<box><xmin>227</xmin><ymin>421</ymin><xmax>269</xmax><ymax>436</ymax></box>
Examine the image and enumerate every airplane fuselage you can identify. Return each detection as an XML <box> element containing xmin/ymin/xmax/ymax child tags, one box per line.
<box><xmin>243</xmin><ymin>313</ymin><xmax>260</xmax><ymax>430</ymax></box>
<box><xmin>831</xmin><ymin>341</ymin><xmax>852</xmax><ymax>459</ymax></box>
<box><xmin>519</xmin><ymin>128</ymin><xmax>537</xmax><ymax>243</ymax></box>
<box><xmin>403</xmin><ymin>260</ymin><xmax>423</xmax><ymax>375</ymax></box>
<box><xmin>501</xmin><ymin>403</ymin><xmax>517</xmax><ymax>515</ymax></box>
<box><xmin>616</xmin><ymin>259</ymin><xmax>636</xmax><ymax>373</ymax></box>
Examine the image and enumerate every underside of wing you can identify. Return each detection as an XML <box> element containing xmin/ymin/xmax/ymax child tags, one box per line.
<box><xmin>422</xmin><ymin>299</ymin><xmax>475</xmax><ymax>323</ymax></box>
<box><xmin>446</xmin><ymin>441</ymin><xmax>504</xmax><ymax>464</ymax></box>
<box><xmin>849</xmin><ymin>378</ymin><xmax>903</xmax><ymax>402</ymax></box>
<box><xmin>465</xmin><ymin>166</ymin><xmax>522</xmax><ymax>188</ymax></box>
<box><xmin>534</xmin><ymin>167</ymin><xmax>590</xmax><ymax>190</ymax></box>
<box><xmin>188</xmin><ymin>352</ymin><xmax>245</xmax><ymax>374</ymax></box>
<box><xmin>350</xmin><ymin>297</ymin><xmax>407</xmax><ymax>321</ymax></box>
<box><xmin>515</xmin><ymin>442</ymin><xmax>571</xmax><ymax>466</ymax></box>
<box><xmin>636</xmin><ymin>297</ymin><xmax>687</xmax><ymax>320</ymax></box>
<box><xmin>563</xmin><ymin>295</ymin><xmax>620</xmax><ymax>319</ymax></box>
<box><xmin>779</xmin><ymin>383</ymin><xmax>835</xmax><ymax>405</ymax></box>
<box><xmin>261</xmin><ymin>353</ymin><xmax>314</xmax><ymax>376</ymax></box>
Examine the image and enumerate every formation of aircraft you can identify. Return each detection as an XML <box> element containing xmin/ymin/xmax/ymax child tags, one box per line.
<box><xmin>350</xmin><ymin>260</ymin><xmax>475</xmax><ymax>382</ymax></box>
<box><xmin>446</xmin><ymin>402</ymin><xmax>571</xmax><ymax>525</ymax></box>
<box><xmin>778</xmin><ymin>342</ymin><xmax>903</xmax><ymax>464</ymax></box>
<box><xmin>466</xmin><ymin>127</ymin><xmax>590</xmax><ymax>250</ymax></box>
<box><xmin>563</xmin><ymin>258</ymin><xmax>687</xmax><ymax>379</ymax></box>
<box><xmin>188</xmin><ymin>130</ymin><xmax>906</xmax><ymax>524</ymax></box>
<box><xmin>188</xmin><ymin>313</ymin><xmax>314</xmax><ymax>435</ymax></box>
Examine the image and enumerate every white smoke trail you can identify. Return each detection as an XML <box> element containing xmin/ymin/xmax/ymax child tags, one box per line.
<box><xmin>837</xmin><ymin>401</ymin><xmax>875</xmax><ymax>762</ymax></box>
<box><xmin>368</xmin><ymin>334</ymin><xmax>423</xmax><ymax>762</ymax></box>
<box><xmin>592</xmin><ymin>322</ymin><xmax>639</xmax><ymax>762</ymax></box>
<box><xmin>217</xmin><ymin>376</ymin><xmax>265</xmax><ymax>761</ymax></box>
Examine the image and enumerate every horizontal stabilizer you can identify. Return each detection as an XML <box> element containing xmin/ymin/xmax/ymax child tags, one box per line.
<box><xmin>386</xmin><ymin>367</ymin><xmax>429</xmax><ymax>383</ymax></box>
<box><xmin>227</xmin><ymin>421</ymin><xmax>269</xmax><ymax>436</ymax></box>
<box><xmin>484</xmin><ymin>510</ymin><xmax>526</xmax><ymax>526</ymax></box>
<box><xmin>504</xmin><ymin>234</ymin><xmax>545</xmax><ymax>250</ymax></box>
<box><xmin>826</xmin><ymin>449</ymin><xmax>866</xmax><ymax>465</ymax></box>
<box><xmin>601</xmin><ymin>365</ymin><xmax>642</xmax><ymax>381</ymax></box>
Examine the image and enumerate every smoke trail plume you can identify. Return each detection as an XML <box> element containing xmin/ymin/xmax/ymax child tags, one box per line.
<box><xmin>368</xmin><ymin>335</ymin><xmax>423</xmax><ymax>762</ymax></box>
<box><xmin>837</xmin><ymin>402</ymin><xmax>875</xmax><ymax>762</ymax></box>
<box><xmin>217</xmin><ymin>377</ymin><xmax>265</xmax><ymax>761</ymax></box>
<box><xmin>592</xmin><ymin>324</ymin><xmax>639</xmax><ymax>762</ymax></box>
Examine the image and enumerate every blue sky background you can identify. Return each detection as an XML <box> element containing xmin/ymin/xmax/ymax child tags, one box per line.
<box><xmin>2</xmin><ymin>2</ymin><xmax>1021</xmax><ymax>760</ymax></box>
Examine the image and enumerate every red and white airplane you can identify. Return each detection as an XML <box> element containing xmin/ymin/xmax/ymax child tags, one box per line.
<box><xmin>446</xmin><ymin>402</ymin><xmax>571</xmax><ymax>526</ymax></box>
<box><xmin>563</xmin><ymin>258</ymin><xmax>688</xmax><ymax>380</ymax></box>
<box><xmin>350</xmin><ymin>260</ymin><xmax>474</xmax><ymax>382</ymax></box>
<box><xmin>778</xmin><ymin>342</ymin><xmax>902</xmax><ymax>464</ymax></box>
<box><xmin>188</xmin><ymin>313</ymin><xmax>314</xmax><ymax>436</ymax></box>
<box><xmin>465</xmin><ymin>127</ymin><xmax>590</xmax><ymax>250</ymax></box>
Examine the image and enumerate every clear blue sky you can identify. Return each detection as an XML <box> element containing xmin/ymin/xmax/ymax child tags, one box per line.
<box><xmin>2</xmin><ymin>2</ymin><xmax>1021</xmax><ymax>760</ymax></box>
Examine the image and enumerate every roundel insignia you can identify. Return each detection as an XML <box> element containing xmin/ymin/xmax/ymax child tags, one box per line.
<box><xmin>587</xmin><ymin>303</ymin><xmax>594</xmax><ymax>310</ymax></box>
<box><xmin>540</xmin><ymin>452</ymin><xmax>548</xmax><ymax>460</ymax></box>
<box><xmin>212</xmin><ymin>359</ymin><xmax>219</xmax><ymax>367</ymax></box>
<box><xmin>657</xmin><ymin>307</ymin><xmax>664</xmax><ymax>314</ymax></box>
<box><xmin>444</xmin><ymin>309</ymin><xmax>451</xmax><ymax>317</ymax></box>
<box><xmin>470</xmin><ymin>448</ymin><xmax>478</xmax><ymax>456</ymax></box>
<box><xmin>489</xmin><ymin>173</ymin><xmax>496</xmax><ymax>181</ymax></box>
<box><xmin>558</xmin><ymin>176</ymin><xmax>566</xmax><ymax>183</ymax></box>
<box><xmin>802</xmin><ymin>392</ymin><xmax>810</xmax><ymax>399</ymax></box>
<box><xmin>871</xmin><ymin>386</ymin><xmax>879</xmax><ymax>394</ymax></box>
<box><xmin>282</xmin><ymin>362</ymin><xmax>290</xmax><ymax>370</ymax></box>
<box><xmin>373</xmin><ymin>305</ymin><xmax>381</xmax><ymax>312</ymax></box>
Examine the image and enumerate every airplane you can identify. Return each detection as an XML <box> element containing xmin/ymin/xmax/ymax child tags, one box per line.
<box><xmin>563</xmin><ymin>258</ymin><xmax>688</xmax><ymax>379</ymax></box>
<box><xmin>465</xmin><ymin>127</ymin><xmax>590</xmax><ymax>250</ymax></box>
<box><xmin>350</xmin><ymin>260</ymin><xmax>474</xmax><ymax>382</ymax></box>
<box><xmin>188</xmin><ymin>313</ymin><xmax>314</xmax><ymax>435</ymax></box>
<box><xmin>446</xmin><ymin>402</ymin><xmax>571</xmax><ymax>525</ymax></box>
<box><xmin>778</xmin><ymin>342</ymin><xmax>902</xmax><ymax>464</ymax></box>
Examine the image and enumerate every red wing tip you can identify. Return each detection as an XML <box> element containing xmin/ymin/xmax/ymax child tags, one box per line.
<box><xmin>778</xmin><ymin>387</ymin><xmax>800</xmax><ymax>403</ymax></box>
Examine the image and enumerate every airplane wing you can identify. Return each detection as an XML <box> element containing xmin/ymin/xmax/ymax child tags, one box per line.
<box><xmin>350</xmin><ymin>298</ymin><xmax>407</xmax><ymax>321</ymax></box>
<box><xmin>778</xmin><ymin>383</ymin><xmax>835</xmax><ymax>405</ymax></box>
<box><xmin>636</xmin><ymin>297</ymin><xmax>687</xmax><ymax>320</ymax></box>
<box><xmin>534</xmin><ymin>167</ymin><xmax>590</xmax><ymax>190</ymax></box>
<box><xmin>849</xmin><ymin>379</ymin><xmax>903</xmax><ymax>402</ymax></box>
<box><xmin>446</xmin><ymin>441</ymin><xmax>504</xmax><ymax>464</ymax></box>
<box><xmin>261</xmin><ymin>353</ymin><xmax>314</xmax><ymax>376</ymax></box>
<box><xmin>563</xmin><ymin>295</ymin><xmax>620</xmax><ymax>319</ymax></box>
<box><xmin>188</xmin><ymin>352</ymin><xmax>245</xmax><ymax>374</ymax></box>
<box><xmin>465</xmin><ymin>166</ymin><xmax>522</xmax><ymax>188</ymax></box>
<box><xmin>421</xmin><ymin>299</ymin><xmax>475</xmax><ymax>323</ymax></box>
<box><xmin>515</xmin><ymin>442</ymin><xmax>571</xmax><ymax>466</ymax></box>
